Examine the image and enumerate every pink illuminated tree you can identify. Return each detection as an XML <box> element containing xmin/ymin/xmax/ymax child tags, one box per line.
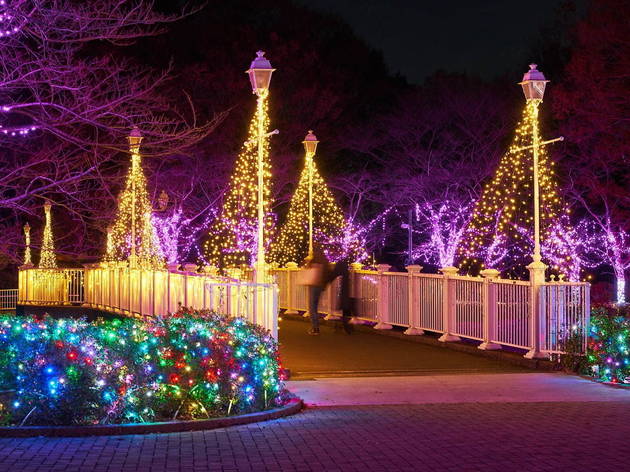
<box><xmin>412</xmin><ymin>199</ymin><xmax>471</xmax><ymax>268</ymax></box>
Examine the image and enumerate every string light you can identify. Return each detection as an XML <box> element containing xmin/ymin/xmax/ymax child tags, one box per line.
<box><xmin>458</xmin><ymin>101</ymin><xmax>571</xmax><ymax>278</ymax></box>
<box><xmin>269</xmin><ymin>149</ymin><xmax>364</xmax><ymax>266</ymax></box>
<box><xmin>104</xmin><ymin>128</ymin><xmax>164</xmax><ymax>269</ymax></box>
<box><xmin>588</xmin><ymin>305</ymin><xmax>630</xmax><ymax>384</ymax></box>
<box><xmin>203</xmin><ymin>92</ymin><xmax>275</xmax><ymax>269</ymax></box>
<box><xmin>38</xmin><ymin>200</ymin><xmax>57</xmax><ymax>269</ymax></box>
<box><xmin>0</xmin><ymin>309</ymin><xmax>284</xmax><ymax>426</ymax></box>
<box><xmin>23</xmin><ymin>223</ymin><xmax>32</xmax><ymax>266</ymax></box>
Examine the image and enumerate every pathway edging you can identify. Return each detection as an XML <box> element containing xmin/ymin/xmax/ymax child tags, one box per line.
<box><xmin>0</xmin><ymin>398</ymin><xmax>303</xmax><ymax>437</ymax></box>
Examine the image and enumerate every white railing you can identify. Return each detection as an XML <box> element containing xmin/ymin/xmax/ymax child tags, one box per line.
<box><xmin>17</xmin><ymin>265</ymin><xmax>278</xmax><ymax>338</ymax></box>
<box><xmin>0</xmin><ymin>289</ymin><xmax>18</xmax><ymax>310</ymax></box>
<box><xmin>205</xmin><ymin>282</ymin><xmax>278</xmax><ymax>339</ymax></box>
<box><xmin>271</xmin><ymin>264</ymin><xmax>590</xmax><ymax>356</ymax></box>
<box><xmin>539</xmin><ymin>282</ymin><xmax>590</xmax><ymax>354</ymax></box>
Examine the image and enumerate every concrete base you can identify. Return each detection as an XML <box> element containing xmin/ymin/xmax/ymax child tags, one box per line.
<box><xmin>284</xmin><ymin>309</ymin><xmax>299</xmax><ymax>315</ymax></box>
<box><xmin>524</xmin><ymin>349</ymin><xmax>549</xmax><ymax>360</ymax></box>
<box><xmin>404</xmin><ymin>327</ymin><xmax>425</xmax><ymax>336</ymax></box>
<box><xmin>302</xmin><ymin>312</ymin><xmax>311</xmax><ymax>318</ymax></box>
<box><xmin>324</xmin><ymin>314</ymin><xmax>341</xmax><ymax>321</ymax></box>
<box><xmin>478</xmin><ymin>342</ymin><xmax>502</xmax><ymax>351</ymax></box>
<box><xmin>438</xmin><ymin>333</ymin><xmax>461</xmax><ymax>342</ymax></box>
<box><xmin>373</xmin><ymin>322</ymin><xmax>393</xmax><ymax>330</ymax></box>
<box><xmin>349</xmin><ymin>317</ymin><xmax>363</xmax><ymax>325</ymax></box>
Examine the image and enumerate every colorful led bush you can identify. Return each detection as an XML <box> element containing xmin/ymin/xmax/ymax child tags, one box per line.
<box><xmin>587</xmin><ymin>304</ymin><xmax>630</xmax><ymax>384</ymax></box>
<box><xmin>0</xmin><ymin>309</ymin><xmax>284</xmax><ymax>426</ymax></box>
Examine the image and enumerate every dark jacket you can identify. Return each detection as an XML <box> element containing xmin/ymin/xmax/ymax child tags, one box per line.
<box><xmin>330</xmin><ymin>258</ymin><xmax>353</xmax><ymax>312</ymax></box>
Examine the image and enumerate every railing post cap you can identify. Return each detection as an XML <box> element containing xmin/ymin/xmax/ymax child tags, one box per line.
<box><xmin>480</xmin><ymin>268</ymin><xmax>500</xmax><ymax>279</ymax></box>
<box><xmin>406</xmin><ymin>265</ymin><xmax>423</xmax><ymax>274</ymax></box>
<box><xmin>285</xmin><ymin>262</ymin><xmax>298</xmax><ymax>269</ymax></box>
<box><xmin>167</xmin><ymin>263</ymin><xmax>180</xmax><ymax>272</ymax></box>
<box><xmin>350</xmin><ymin>262</ymin><xmax>363</xmax><ymax>270</ymax></box>
<box><xmin>376</xmin><ymin>264</ymin><xmax>391</xmax><ymax>273</ymax></box>
<box><xmin>439</xmin><ymin>266</ymin><xmax>459</xmax><ymax>276</ymax></box>
<box><xmin>19</xmin><ymin>263</ymin><xmax>34</xmax><ymax>270</ymax></box>
<box><xmin>183</xmin><ymin>263</ymin><xmax>198</xmax><ymax>273</ymax></box>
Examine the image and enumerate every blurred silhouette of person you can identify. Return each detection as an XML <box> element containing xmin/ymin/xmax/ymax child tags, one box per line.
<box><xmin>301</xmin><ymin>244</ymin><xmax>330</xmax><ymax>335</ymax></box>
<box><xmin>330</xmin><ymin>257</ymin><xmax>354</xmax><ymax>334</ymax></box>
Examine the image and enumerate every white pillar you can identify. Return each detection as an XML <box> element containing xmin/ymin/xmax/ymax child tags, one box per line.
<box><xmin>374</xmin><ymin>264</ymin><xmax>392</xmax><ymax>330</ymax></box>
<box><xmin>525</xmin><ymin>260</ymin><xmax>547</xmax><ymax>358</ymax></box>
<box><xmin>479</xmin><ymin>269</ymin><xmax>502</xmax><ymax>350</ymax></box>
<box><xmin>438</xmin><ymin>266</ymin><xmax>461</xmax><ymax>342</ymax></box>
<box><xmin>404</xmin><ymin>265</ymin><xmax>424</xmax><ymax>335</ymax></box>
<box><xmin>284</xmin><ymin>262</ymin><xmax>299</xmax><ymax>314</ymax></box>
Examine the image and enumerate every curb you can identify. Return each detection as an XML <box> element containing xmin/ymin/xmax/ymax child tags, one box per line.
<box><xmin>0</xmin><ymin>398</ymin><xmax>303</xmax><ymax>438</ymax></box>
<box><xmin>578</xmin><ymin>374</ymin><xmax>630</xmax><ymax>390</ymax></box>
<box><xmin>282</xmin><ymin>313</ymin><xmax>560</xmax><ymax>372</ymax></box>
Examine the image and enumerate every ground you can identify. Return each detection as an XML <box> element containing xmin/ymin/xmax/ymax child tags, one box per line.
<box><xmin>1</xmin><ymin>316</ymin><xmax>629</xmax><ymax>471</ymax></box>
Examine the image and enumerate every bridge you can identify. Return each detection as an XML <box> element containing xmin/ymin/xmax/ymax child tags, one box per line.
<box><xmin>11</xmin><ymin>262</ymin><xmax>590</xmax><ymax>359</ymax></box>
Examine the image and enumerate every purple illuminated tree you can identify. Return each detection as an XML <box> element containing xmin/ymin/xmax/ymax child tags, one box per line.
<box><xmin>412</xmin><ymin>198</ymin><xmax>471</xmax><ymax>268</ymax></box>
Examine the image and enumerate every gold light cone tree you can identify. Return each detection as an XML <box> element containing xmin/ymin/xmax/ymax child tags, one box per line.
<box><xmin>269</xmin><ymin>154</ymin><xmax>362</xmax><ymax>267</ymax></box>
<box><xmin>458</xmin><ymin>100</ymin><xmax>571</xmax><ymax>278</ymax></box>
<box><xmin>203</xmin><ymin>96</ymin><xmax>275</xmax><ymax>269</ymax></box>
<box><xmin>38</xmin><ymin>200</ymin><xmax>57</xmax><ymax>269</ymax></box>
<box><xmin>104</xmin><ymin>128</ymin><xmax>164</xmax><ymax>269</ymax></box>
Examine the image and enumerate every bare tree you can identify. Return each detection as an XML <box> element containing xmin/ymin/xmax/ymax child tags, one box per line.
<box><xmin>0</xmin><ymin>0</ymin><xmax>223</xmax><ymax>265</ymax></box>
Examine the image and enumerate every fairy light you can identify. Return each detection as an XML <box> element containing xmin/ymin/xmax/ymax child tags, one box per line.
<box><xmin>588</xmin><ymin>305</ymin><xmax>630</xmax><ymax>384</ymax></box>
<box><xmin>0</xmin><ymin>310</ymin><xmax>284</xmax><ymax>426</ymax></box>
<box><xmin>203</xmin><ymin>92</ymin><xmax>275</xmax><ymax>269</ymax></box>
<box><xmin>154</xmin><ymin>207</ymin><xmax>216</xmax><ymax>265</ymax></box>
<box><xmin>104</xmin><ymin>128</ymin><xmax>164</xmax><ymax>269</ymax></box>
<box><xmin>23</xmin><ymin>222</ymin><xmax>32</xmax><ymax>266</ymax></box>
<box><xmin>38</xmin><ymin>200</ymin><xmax>57</xmax><ymax>269</ymax></box>
<box><xmin>269</xmin><ymin>137</ymin><xmax>364</xmax><ymax>266</ymax></box>
<box><xmin>458</xmin><ymin>100</ymin><xmax>571</xmax><ymax>278</ymax></box>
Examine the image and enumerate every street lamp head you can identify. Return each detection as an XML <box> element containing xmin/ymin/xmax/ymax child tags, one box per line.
<box><xmin>128</xmin><ymin>126</ymin><xmax>143</xmax><ymax>148</ymax></box>
<box><xmin>246</xmin><ymin>50</ymin><xmax>275</xmax><ymax>95</ymax></box>
<box><xmin>44</xmin><ymin>199</ymin><xmax>52</xmax><ymax>212</ymax></box>
<box><xmin>302</xmin><ymin>130</ymin><xmax>319</xmax><ymax>155</ymax></box>
<box><xmin>518</xmin><ymin>63</ymin><xmax>549</xmax><ymax>101</ymax></box>
<box><xmin>23</xmin><ymin>222</ymin><xmax>30</xmax><ymax>233</ymax></box>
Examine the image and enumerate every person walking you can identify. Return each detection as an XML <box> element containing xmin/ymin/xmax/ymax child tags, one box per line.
<box><xmin>331</xmin><ymin>257</ymin><xmax>354</xmax><ymax>334</ymax></box>
<box><xmin>302</xmin><ymin>245</ymin><xmax>330</xmax><ymax>335</ymax></box>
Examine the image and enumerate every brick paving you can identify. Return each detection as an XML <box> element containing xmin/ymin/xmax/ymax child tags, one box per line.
<box><xmin>2</xmin><ymin>400</ymin><xmax>629</xmax><ymax>471</ymax></box>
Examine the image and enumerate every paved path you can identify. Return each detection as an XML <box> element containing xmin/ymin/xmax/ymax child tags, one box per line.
<box><xmin>287</xmin><ymin>372</ymin><xmax>630</xmax><ymax>405</ymax></box>
<box><xmin>2</xmin><ymin>398</ymin><xmax>630</xmax><ymax>471</ymax></box>
<box><xmin>279</xmin><ymin>317</ymin><xmax>530</xmax><ymax>377</ymax></box>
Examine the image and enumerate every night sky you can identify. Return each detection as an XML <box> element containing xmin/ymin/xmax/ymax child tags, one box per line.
<box><xmin>295</xmin><ymin>0</ymin><xmax>569</xmax><ymax>83</ymax></box>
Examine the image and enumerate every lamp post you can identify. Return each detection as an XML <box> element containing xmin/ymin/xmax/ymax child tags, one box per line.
<box><xmin>246</xmin><ymin>51</ymin><xmax>275</xmax><ymax>283</ymax></box>
<box><xmin>303</xmin><ymin>130</ymin><xmax>319</xmax><ymax>259</ymax></box>
<box><xmin>127</xmin><ymin>126</ymin><xmax>143</xmax><ymax>269</ymax></box>
<box><xmin>516</xmin><ymin>64</ymin><xmax>564</xmax><ymax>281</ymax></box>
<box><xmin>23</xmin><ymin>222</ymin><xmax>32</xmax><ymax>266</ymax></box>
<box><xmin>517</xmin><ymin>64</ymin><xmax>563</xmax><ymax>359</ymax></box>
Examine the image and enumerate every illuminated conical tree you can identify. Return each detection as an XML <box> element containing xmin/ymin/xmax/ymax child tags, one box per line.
<box><xmin>203</xmin><ymin>94</ymin><xmax>275</xmax><ymax>269</ymax></box>
<box><xmin>104</xmin><ymin>127</ymin><xmax>164</xmax><ymax>269</ymax></box>
<box><xmin>458</xmin><ymin>99</ymin><xmax>571</xmax><ymax>278</ymax></box>
<box><xmin>38</xmin><ymin>200</ymin><xmax>57</xmax><ymax>269</ymax></box>
<box><xmin>269</xmin><ymin>135</ymin><xmax>363</xmax><ymax>266</ymax></box>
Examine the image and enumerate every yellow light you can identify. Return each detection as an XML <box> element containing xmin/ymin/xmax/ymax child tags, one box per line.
<box><xmin>39</xmin><ymin>200</ymin><xmax>57</xmax><ymax>269</ymax></box>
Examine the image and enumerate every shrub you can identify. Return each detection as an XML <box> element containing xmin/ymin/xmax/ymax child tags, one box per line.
<box><xmin>586</xmin><ymin>304</ymin><xmax>630</xmax><ymax>383</ymax></box>
<box><xmin>0</xmin><ymin>309</ymin><xmax>284</xmax><ymax>426</ymax></box>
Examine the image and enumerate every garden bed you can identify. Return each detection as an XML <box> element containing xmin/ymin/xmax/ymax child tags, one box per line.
<box><xmin>0</xmin><ymin>309</ymin><xmax>290</xmax><ymax>431</ymax></box>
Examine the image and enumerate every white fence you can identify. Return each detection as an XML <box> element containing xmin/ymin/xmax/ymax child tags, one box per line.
<box><xmin>271</xmin><ymin>264</ymin><xmax>590</xmax><ymax>357</ymax></box>
<box><xmin>17</xmin><ymin>266</ymin><xmax>278</xmax><ymax>338</ymax></box>
<box><xmin>0</xmin><ymin>289</ymin><xmax>18</xmax><ymax>311</ymax></box>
